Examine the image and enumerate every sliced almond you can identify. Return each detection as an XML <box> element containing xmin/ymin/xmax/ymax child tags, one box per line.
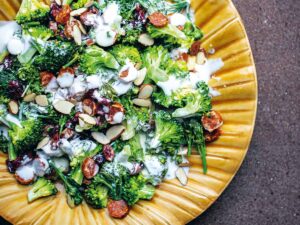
<box><xmin>175</xmin><ymin>168</ymin><xmax>188</xmax><ymax>186</ymax></box>
<box><xmin>83</xmin><ymin>105</ymin><xmax>93</xmax><ymax>115</ymax></box>
<box><xmin>23</xmin><ymin>93</ymin><xmax>36</xmax><ymax>102</ymax></box>
<box><xmin>76</xmin><ymin>20</ymin><xmax>87</xmax><ymax>34</ymax></box>
<box><xmin>72</xmin><ymin>24</ymin><xmax>82</xmax><ymax>45</ymax></box>
<box><xmin>134</xmin><ymin>68</ymin><xmax>147</xmax><ymax>86</ymax></box>
<box><xmin>187</xmin><ymin>56</ymin><xmax>196</xmax><ymax>71</ymax></box>
<box><xmin>106</xmin><ymin>125</ymin><xmax>125</xmax><ymax>141</ymax></box>
<box><xmin>138</xmin><ymin>84</ymin><xmax>154</xmax><ymax>99</ymax></box>
<box><xmin>91</xmin><ymin>132</ymin><xmax>110</xmax><ymax>145</ymax></box>
<box><xmin>196</xmin><ymin>51</ymin><xmax>207</xmax><ymax>65</ymax></box>
<box><xmin>55</xmin><ymin>0</ymin><xmax>62</xmax><ymax>5</ymax></box>
<box><xmin>37</xmin><ymin>136</ymin><xmax>50</xmax><ymax>150</ymax></box>
<box><xmin>79</xmin><ymin>114</ymin><xmax>97</xmax><ymax>125</ymax></box>
<box><xmin>70</xmin><ymin>8</ymin><xmax>87</xmax><ymax>17</ymax></box>
<box><xmin>138</xmin><ymin>33</ymin><xmax>154</xmax><ymax>46</ymax></box>
<box><xmin>8</xmin><ymin>100</ymin><xmax>19</xmax><ymax>115</ymax></box>
<box><xmin>78</xmin><ymin>118</ymin><xmax>86</xmax><ymax>127</ymax></box>
<box><xmin>53</xmin><ymin>100</ymin><xmax>75</xmax><ymax>115</ymax></box>
<box><xmin>132</xmin><ymin>98</ymin><xmax>152</xmax><ymax>108</ymax></box>
<box><xmin>35</xmin><ymin>95</ymin><xmax>48</xmax><ymax>107</ymax></box>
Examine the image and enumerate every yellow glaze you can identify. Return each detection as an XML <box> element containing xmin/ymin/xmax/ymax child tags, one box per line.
<box><xmin>0</xmin><ymin>0</ymin><xmax>257</xmax><ymax>224</ymax></box>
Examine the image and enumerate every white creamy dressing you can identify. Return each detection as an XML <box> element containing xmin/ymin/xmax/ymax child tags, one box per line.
<box><xmin>111</xmin><ymin>111</ymin><xmax>124</xmax><ymax>124</ymax></box>
<box><xmin>164</xmin><ymin>157</ymin><xmax>190</xmax><ymax>180</ymax></box>
<box><xmin>7</xmin><ymin>38</ymin><xmax>24</xmax><ymax>55</ymax></box>
<box><xmin>92</xmin><ymin>3</ymin><xmax>123</xmax><ymax>47</ymax></box>
<box><xmin>157</xmin><ymin>58</ymin><xmax>224</xmax><ymax>96</ymax></box>
<box><xmin>143</xmin><ymin>155</ymin><xmax>166</xmax><ymax>178</ymax></box>
<box><xmin>57</xmin><ymin>72</ymin><xmax>75</xmax><ymax>88</ymax></box>
<box><xmin>52</xmin><ymin>157</ymin><xmax>70</xmax><ymax>173</ymax></box>
<box><xmin>69</xmin><ymin>75</ymin><xmax>87</xmax><ymax>100</ymax></box>
<box><xmin>0</xmin><ymin>22</ymin><xmax>21</xmax><ymax>54</ymax></box>
<box><xmin>15</xmin><ymin>165</ymin><xmax>35</xmax><ymax>181</ymax></box>
<box><xmin>118</xmin><ymin>60</ymin><xmax>138</xmax><ymax>83</ymax></box>
<box><xmin>0</xmin><ymin>126</ymin><xmax>8</xmax><ymax>138</ymax></box>
<box><xmin>112</xmin><ymin>80</ymin><xmax>133</xmax><ymax>96</ymax></box>
<box><xmin>5</xmin><ymin>114</ymin><xmax>23</xmax><ymax>128</ymax></box>
<box><xmin>46</xmin><ymin>77</ymin><xmax>59</xmax><ymax>93</ymax></box>
<box><xmin>32</xmin><ymin>157</ymin><xmax>49</xmax><ymax>177</ymax></box>
<box><xmin>86</xmin><ymin>75</ymin><xmax>102</xmax><ymax>89</ymax></box>
<box><xmin>114</xmin><ymin>147</ymin><xmax>135</xmax><ymax>172</ymax></box>
<box><xmin>170</xmin><ymin>47</ymin><xmax>189</xmax><ymax>60</ymax></box>
<box><xmin>169</xmin><ymin>13</ymin><xmax>187</xmax><ymax>27</ymax></box>
<box><xmin>41</xmin><ymin>141</ymin><xmax>64</xmax><ymax>157</ymax></box>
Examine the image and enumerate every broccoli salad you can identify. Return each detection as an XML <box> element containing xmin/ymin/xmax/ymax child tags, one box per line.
<box><xmin>0</xmin><ymin>0</ymin><xmax>224</xmax><ymax>219</ymax></box>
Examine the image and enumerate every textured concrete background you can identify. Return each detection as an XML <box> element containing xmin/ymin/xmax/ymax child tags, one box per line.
<box><xmin>1</xmin><ymin>0</ymin><xmax>299</xmax><ymax>224</ymax></box>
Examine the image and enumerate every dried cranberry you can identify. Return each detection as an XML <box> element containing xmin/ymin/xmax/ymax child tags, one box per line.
<box><xmin>103</xmin><ymin>145</ymin><xmax>115</xmax><ymax>162</ymax></box>
<box><xmin>8</xmin><ymin>80</ymin><xmax>24</xmax><ymax>100</ymax></box>
<box><xmin>1</xmin><ymin>56</ymin><xmax>13</xmax><ymax>69</ymax></box>
<box><xmin>98</xmin><ymin>97</ymin><xmax>112</xmax><ymax>106</ymax></box>
<box><xmin>135</xmin><ymin>4</ymin><xmax>146</xmax><ymax>23</ymax></box>
<box><xmin>50</xmin><ymin>2</ymin><xmax>61</xmax><ymax>19</ymax></box>
<box><xmin>49</xmin><ymin>21</ymin><xmax>58</xmax><ymax>34</ymax></box>
<box><xmin>83</xmin><ymin>89</ymin><xmax>96</xmax><ymax>100</ymax></box>
<box><xmin>93</xmin><ymin>153</ymin><xmax>105</xmax><ymax>165</ymax></box>
<box><xmin>6</xmin><ymin>159</ymin><xmax>22</xmax><ymax>173</ymax></box>
<box><xmin>44</xmin><ymin>125</ymin><xmax>59</xmax><ymax>137</ymax></box>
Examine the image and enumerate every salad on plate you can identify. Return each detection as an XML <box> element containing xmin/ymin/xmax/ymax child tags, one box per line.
<box><xmin>0</xmin><ymin>0</ymin><xmax>224</xmax><ymax>219</ymax></box>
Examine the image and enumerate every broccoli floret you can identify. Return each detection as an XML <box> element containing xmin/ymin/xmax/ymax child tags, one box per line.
<box><xmin>0</xmin><ymin>57</ymin><xmax>23</xmax><ymax>100</ymax></box>
<box><xmin>147</xmin><ymin>24</ymin><xmax>194</xmax><ymax>49</ymax></box>
<box><xmin>119</xmin><ymin>95</ymin><xmax>151</xmax><ymax>138</ymax></box>
<box><xmin>16</xmin><ymin>0</ymin><xmax>50</xmax><ymax>24</ymax></box>
<box><xmin>50</xmin><ymin>160</ymin><xmax>83</xmax><ymax>208</ymax></box>
<box><xmin>122</xmin><ymin>23</ymin><xmax>144</xmax><ymax>45</ymax></box>
<box><xmin>0</xmin><ymin>130</ymin><xmax>9</xmax><ymax>153</ymax></box>
<box><xmin>137</xmin><ymin>0</ymin><xmax>168</xmax><ymax>14</ymax></box>
<box><xmin>72</xmin><ymin>0</ymin><xmax>90</xmax><ymax>9</ymax></box>
<box><xmin>33</xmin><ymin>40</ymin><xmax>78</xmax><ymax>72</ymax></box>
<box><xmin>126</xmin><ymin>135</ymin><xmax>144</xmax><ymax>162</ymax></box>
<box><xmin>69</xmin><ymin>145</ymin><xmax>101</xmax><ymax>185</ymax></box>
<box><xmin>142</xmin><ymin>46</ymin><xmax>170</xmax><ymax>83</ymax></box>
<box><xmin>166</xmin><ymin>60</ymin><xmax>189</xmax><ymax>78</ymax></box>
<box><xmin>172</xmin><ymin>82</ymin><xmax>212</xmax><ymax>118</ymax></box>
<box><xmin>17</xmin><ymin>64</ymin><xmax>42</xmax><ymax>94</ymax></box>
<box><xmin>79</xmin><ymin>46</ymin><xmax>120</xmax><ymax>75</ymax></box>
<box><xmin>184</xmin><ymin>119</ymin><xmax>207</xmax><ymax>173</ymax></box>
<box><xmin>18</xmin><ymin>25</ymin><xmax>54</xmax><ymax>64</ymax></box>
<box><xmin>167</xmin><ymin>0</ymin><xmax>190</xmax><ymax>13</ymax></box>
<box><xmin>27</xmin><ymin>178</ymin><xmax>58</xmax><ymax>203</ymax></box>
<box><xmin>182</xmin><ymin>22</ymin><xmax>203</xmax><ymax>42</ymax></box>
<box><xmin>122</xmin><ymin>174</ymin><xmax>155</xmax><ymax>206</ymax></box>
<box><xmin>84</xmin><ymin>184</ymin><xmax>108</xmax><ymax>209</ymax></box>
<box><xmin>149</xmin><ymin>111</ymin><xmax>184</xmax><ymax>155</ymax></box>
<box><xmin>93</xmin><ymin>164</ymin><xmax>129</xmax><ymax>200</ymax></box>
<box><xmin>8</xmin><ymin>118</ymin><xmax>44</xmax><ymax>154</ymax></box>
<box><xmin>110</xmin><ymin>45</ymin><xmax>142</xmax><ymax>66</ymax></box>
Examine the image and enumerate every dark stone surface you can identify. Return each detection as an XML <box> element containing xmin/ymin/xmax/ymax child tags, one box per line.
<box><xmin>1</xmin><ymin>0</ymin><xmax>299</xmax><ymax>224</ymax></box>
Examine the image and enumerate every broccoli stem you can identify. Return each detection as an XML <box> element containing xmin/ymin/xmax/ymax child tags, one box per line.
<box><xmin>197</xmin><ymin>144</ymin><xmax>207</xmax><ymax>174</ymax></box>
<box><xmin>8</xmin><ymin>142</ymin><xmax>17</xmax><ymax>161</ymax></box>
<box><xmin>70</xmin><ymin>165</ymin><xmax>84</xmax><ymax>185</ymax></box>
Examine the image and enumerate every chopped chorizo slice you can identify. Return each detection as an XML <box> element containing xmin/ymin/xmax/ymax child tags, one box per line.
<box><xmin>108</xmin><ymin>199</ymin><xmax>130</xmax><ymax>218</ymax></box>
<box><xmin>82</xmin><ymin>157</ymin><xmax>99</xmax><ymax>179</ymax></box>
<box><xmin>55</xmin><ymin>5</ymin><xmax>71</xmax><ymax>25</ymax></box>
<box><xmin>190</xmin><ymin>40</ymin><xmax>204</xmax><ymax>56</ymax></box>
<box><xmin>201</xmin><ymin>110</ymin><xmax>223</xmax><ymax>132</ymax></box>
<box><xmin>204</xmin><ymin>129</ymin><xmax>221</xmax><ymax>143</ymax></box>
<box><xmin>40</xmin><ymin>71</ymin><xmax>54</xmax><ymax>86</ymax></box>
<box><xmin>148</xmin><ymin>12</ymin><xmax>169</xmax><ymax>28</ymax></box>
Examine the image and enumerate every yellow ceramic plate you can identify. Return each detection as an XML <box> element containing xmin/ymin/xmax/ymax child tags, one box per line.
<box><xmin>0</xmin><ymin>0</ymin><xmax>257</xmax><ymax>224</ymax></box>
